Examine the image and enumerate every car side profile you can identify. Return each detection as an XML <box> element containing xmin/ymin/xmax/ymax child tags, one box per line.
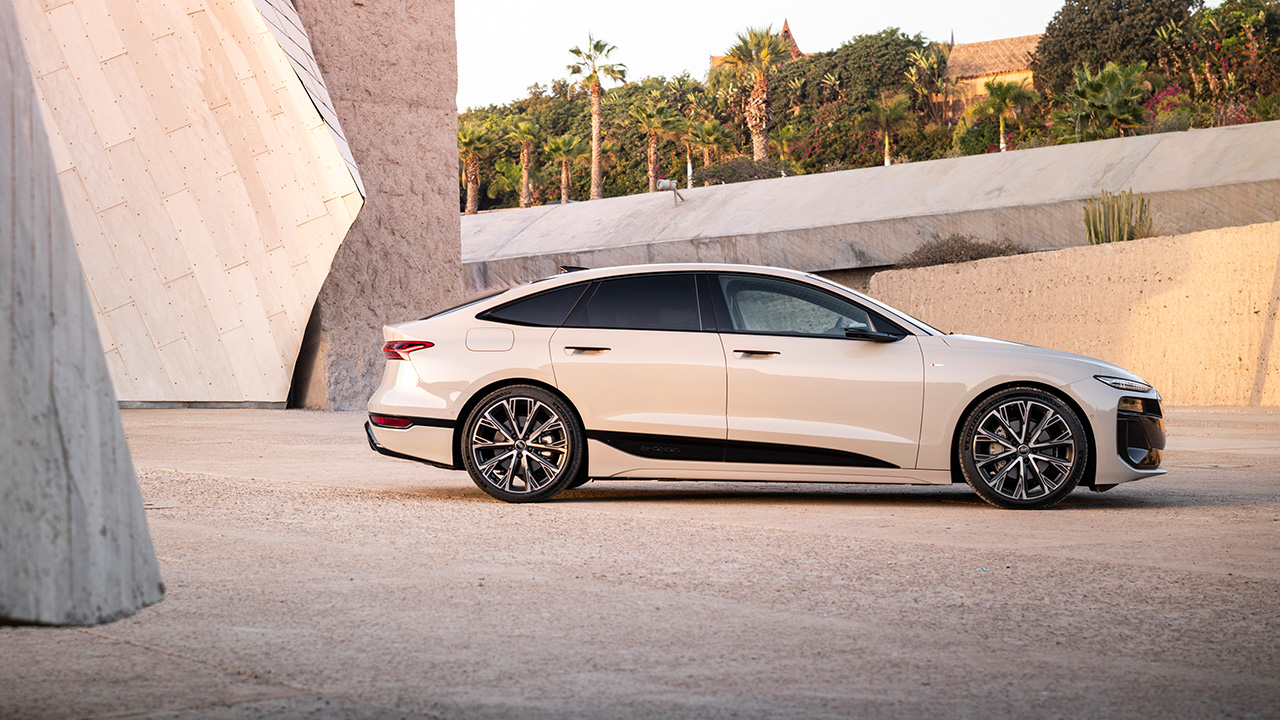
<box><xmin>366</xmin><ymin>264</ymin><xmax>1165</xmax><ymax>509</ymax></box>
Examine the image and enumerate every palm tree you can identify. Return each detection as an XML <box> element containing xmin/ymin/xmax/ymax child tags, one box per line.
<box><xmin>568</xmin><ymin>35</ymin><xmax>627</xmax><ymax>200</ymax></box>
<box><xmin>719</xmin><ymin>27</ymin><xmax>791</xmax><ymax>161</ymax></box>
<box><xmin>770</xmin><ymin>124</ymin><xmax>798</xmax><ymax>160</ymax></box>
<box><xmin>458</xmin><ymin>122</ymin><xmax>496</xmax><ymax>214</ymax></box>
<box><xmin>544</xmin><ymin>134</ymin><xmax>588</xmax><ymax>205</ymax></box>
<box><xmin>506</xmin><ymin>121</ymin><xmax>541</xmax><ymax>208</ymax></box>
<box><xmin>486</xmin><ymin>159</ymin><xmax>521</xmax><ymax>202</ymax></box>
<box><xmin>981</xmin><ymin>80</ymin><xmax>1040</xmax><ymax>151</ymax></box>
<box><xmin>1054</xmin><ymin>62</ymin><xmax>1152</xmax><ymax>143</ymax></box>
<box><xmin>630</xmin><ymin>99</ymin><xmax>685</xmax><ymax>192</ymax></box>
<box><xmin>858</xmin><ymin>94</ymin><xmax>912</xmax><ymax>166</ymax></box>
<box><xmin>688</xmin><ymin>120</ymin><xmax>732</xmax><ymax>169</ymax></box>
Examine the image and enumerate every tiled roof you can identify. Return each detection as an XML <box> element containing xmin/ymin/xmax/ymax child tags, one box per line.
<box><xmin>947</xmin><ymin>34</ymin><xmax>1042</xmax><ymax>80</ymax></box>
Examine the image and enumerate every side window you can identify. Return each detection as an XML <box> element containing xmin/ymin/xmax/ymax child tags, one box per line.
<box><xmin>716</xmin><ymin>275</ymin><xmax>876</xmax><ymax>337</ymax></box>
<box><xmin>482</xmin><ymin>283</ymin><xmax>589</xmax><ymax>326</ymax></box>
<box><xmin>567</xmin><ymin>274</ymin><xmax>701</xmax><ymax>331</ymax></box>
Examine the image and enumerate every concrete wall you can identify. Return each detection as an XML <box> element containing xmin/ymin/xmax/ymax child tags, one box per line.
<box><xmin>289</xmin><ymin>0</ymin><xmax>463</xmax><ymax>410</ymax></box>
<box><xmin>2</xmin><ymin>0</ymin><xmax>163</xmax><ymax>624</ymax></box>
<box><xmin>868</xmin><ymin>222</ymin><xmax>1280</xmax><ymax>407</ymax></box>
<box><xmin>13</xmin><ymin>0</ymin><xmax>363</xmax><ymax>403</ymax></box>
<box><xmin>461</xmin><ymin>120</ymin><xmax>1280</xmax><ymax>293</ymax></box>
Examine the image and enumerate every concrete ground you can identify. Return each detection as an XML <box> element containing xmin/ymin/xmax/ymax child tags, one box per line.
<box><xmin>2</xmin><ymin>408</ymin><xmax>1278</xmax><ymax>719</ymax></box>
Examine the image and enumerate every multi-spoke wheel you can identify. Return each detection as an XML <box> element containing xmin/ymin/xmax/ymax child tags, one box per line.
<box><xmin>461</xmin><ymin>385</ymin><xmax>585</xmax><ymax>503</ymax></box>
<box><xmin>957</xmin><ymin>387</ymin><xmax>1089</xmax><ymax>509</ymax></box>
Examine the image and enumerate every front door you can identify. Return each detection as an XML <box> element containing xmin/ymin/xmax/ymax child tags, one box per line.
<box><xmin>712</xmin><ymin>273</ymin><xmax>924</xmax><ymax>470</ymax></box>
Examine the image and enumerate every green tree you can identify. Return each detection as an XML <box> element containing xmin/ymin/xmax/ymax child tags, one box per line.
<box><xmin>568</xmin><ymin>35</ymin><xmax>627</xmax><ymax>200</ymax></box>
<box><xmin>719</xmin><ymin>27</ymin><xmax>792</xmax><ymax>161</ymax></box>
<box><xmin>1031</xmin><ymin>0</ymin><xmax>1196</xmax><ymax>95</ymax></box>
<box><xmin>980</xmin><ymin>80</ymin><xmax>1041</xmax><ymax>151</ymax></box>
<box><xmin>506</xmin><ymin>121</ymin><xmax>541</xmax><ymax>208</ymax></box>
<box><xmin>688</xmin><ymin>119</ymin><xmax>733</xmax><ymax>168</ymax></box>
<box><xmin>770</xmin><ymin>124</ymin><xmax>799</xmax><ymax>160</ymax></box>
<box><xmin>1054</xmin><ymin>62</ymin><xmax>1152</xmax><ymax>142</ymax></box>
<box><xmin>458</xmin><ymin>123</ymin><xmax>497</xmax><ymax>215</ymax></box>
<box><xmin>629</xmin><ymin>98</ymin><xmax>685</xmax><ymax>192</ymax></box>
<box><xmin>858</xmin><ymin>94</ymin><xmax>912</xmax><ymax>166</ymax></box>
<box><xmin>544</xmin><ymin>134</ymin><xmax>588</xmax><ymax>204</ymax></box>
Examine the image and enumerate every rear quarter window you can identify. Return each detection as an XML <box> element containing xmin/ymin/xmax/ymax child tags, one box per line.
<box><xmin>480</xmin><ymin>283</ymin><xmax>589</xmax><ymax>327</ymax></box>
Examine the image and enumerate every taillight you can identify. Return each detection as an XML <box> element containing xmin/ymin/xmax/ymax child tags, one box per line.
<box><xmin>383</xmin><ymin>341</ymin><xmax>433</xmax><ymax>360</ymax></box>
<box><xmin>370</xmin><ymin>414</ymin><xmax>413</xmax><ymax>429</ymax></box>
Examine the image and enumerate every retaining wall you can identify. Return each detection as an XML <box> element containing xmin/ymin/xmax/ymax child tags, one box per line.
<box><xmin>868</xmin><ymin>222</ymin><xmax>1280</xmax><ymax>406</ymax></box>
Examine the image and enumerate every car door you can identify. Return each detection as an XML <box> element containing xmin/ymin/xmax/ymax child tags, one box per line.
<box><xmin>711</xmin><ymin>273</ymin><xmax>925</xmax><ymax>471</ymax></box>
<box><xmin>550</xmin><ymin>273</ymin><xmax>727</xmax><ymax>458</ymax></box>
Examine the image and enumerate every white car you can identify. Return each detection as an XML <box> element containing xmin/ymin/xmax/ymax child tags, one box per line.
<box><xmin>367</xmin><ymin>264</ymin><xmax>1165</xmax><ymax>509</ymax></box>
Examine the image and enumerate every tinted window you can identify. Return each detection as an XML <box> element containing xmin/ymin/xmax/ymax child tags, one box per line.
<box><xmin>717</xmin><ymin>275</ymin><xmax>874</xmax><ymax>336</ymax></box>
<box><xmin>569</xmin><ymin>274</ymin><xmax>700</xmax><ymax>331</ymax></box>
<box><xmin>483</xmin><ymin>283</ymin><xmax>588</xmax><ymax>326</ymax></box>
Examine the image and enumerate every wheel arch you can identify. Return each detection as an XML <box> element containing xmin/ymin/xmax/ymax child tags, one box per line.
<box><xmin>450</xmin><ymin>377</ymin><xmax>588</xmax><ymax>473</ymax></box>
<box><xmin>948</xmin><ymin>381</ymin><xmax>1097</xmax><ymax>487</ymax></box>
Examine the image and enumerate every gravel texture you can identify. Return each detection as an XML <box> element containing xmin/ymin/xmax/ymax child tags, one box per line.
<box><xmin>1</xmin><ymin>407</ymin><xmax>1277</xmax><ymax>718</ymax></box>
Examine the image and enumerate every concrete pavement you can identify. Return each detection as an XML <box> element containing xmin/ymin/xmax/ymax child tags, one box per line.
<box><xmin>2</xmin><ymin>407</ymin><xmax>1278</xmax><ymax>718</ymax></box>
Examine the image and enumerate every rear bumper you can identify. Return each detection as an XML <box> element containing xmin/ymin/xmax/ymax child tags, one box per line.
<box><xmin>365</xmin><ymin>418</ymin><xmax>456</xmax><ymax>470</ymax></box>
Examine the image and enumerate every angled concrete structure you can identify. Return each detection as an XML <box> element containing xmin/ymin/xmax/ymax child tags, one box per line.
<box><xmin>462</xmin><ymin>121</ymin><xmax>1280</xmax><ymax>293</ymax></box>
<box><xmin>288</xmin><ymin>0</ymin><xmax>463</xmax><ymax>411</ymax></box>
<box><xmin>2</xmin><ymin>0</ymin><xmax>163</xmax><ymax>625</ymax></box>
<box><xmin>13</xmin><ymin>0</ymin><xmax>364</xmax><ymax>403</ymax></box>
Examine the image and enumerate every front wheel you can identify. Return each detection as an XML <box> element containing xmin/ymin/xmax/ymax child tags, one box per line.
<box><xmin>957</xmin><ymin>387</ymin><xmax>1089</xmax><ymax>509</ymax></box>
<box><xmin>461</xmin><ymin>385</ymin><xmax>584</xmax><ymax>503</ymax></box>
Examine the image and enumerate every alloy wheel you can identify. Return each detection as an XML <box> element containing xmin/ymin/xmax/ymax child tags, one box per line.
<box><xmin>469</xmin><ymin>396</ymin><xmax>571</xmax><ymax>494</ymax></box>
<box><xmin>970</xmin><ymin>398</ymin><xmax>1077</xmax><ymax>503</ymax></box>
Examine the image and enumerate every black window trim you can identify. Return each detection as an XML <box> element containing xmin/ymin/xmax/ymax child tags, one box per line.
<box><xmin>706</xmin><ymin>271</ymin><xmax>911</xmax><ymax>339</ymax></box>
<box><xmin>476</xmin><ymin>281</ymin><xmax>592</xmax><ymax>328</ymax></box>
<box><xmin>562</xmin><ymin>271</ymin><xmax>715</xmax><ymax>333</ymax></box>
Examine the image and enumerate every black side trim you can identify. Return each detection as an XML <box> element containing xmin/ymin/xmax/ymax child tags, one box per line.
<box><xmin>586</xmin><ymin>430</ymin><xmax>898</xmax><ymax>469</ymax></box>
<box><xmin>369</xmin><ymin>413</ymin><xmax>455</xmax><ymax>429</ymax></box>
<box><xmin>365</xmin><ymin>422</ymin><xmax>456</xmax><ymax>470</ymax></box>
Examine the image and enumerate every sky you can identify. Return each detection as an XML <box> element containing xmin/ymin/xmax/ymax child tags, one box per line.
<box><xmin>455</xmin><ymin>0</ymin><xmax>1067</xmax><ymax>110</ymax></box>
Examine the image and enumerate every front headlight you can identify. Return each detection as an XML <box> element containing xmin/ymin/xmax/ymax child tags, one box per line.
<box><xmin>1095</xmin><ymin>375</ymin><xmax>1153</xmax><ymax>393</ymax></box>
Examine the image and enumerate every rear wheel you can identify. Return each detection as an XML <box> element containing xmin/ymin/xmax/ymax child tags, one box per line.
<box><xmin>957</xmin><ymin>387</ymin><xmax>1088</xmax><ymax>509</ymax></box>
<box><xmin>461</xmin><ymin>385</ymin><xmax>584</xmax><ymax>503</ymax></box>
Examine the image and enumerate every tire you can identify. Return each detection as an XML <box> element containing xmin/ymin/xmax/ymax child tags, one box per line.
<box><xmin>567</xmin><ymin>474</ymin><xmax>592</xmax><ymax>489</ymax></box>
<box><xmin>461</xmin><ymin>385</ymin><xmax>584</xmax><ymax>503</ymax></box>
<box><xmin>957</xmin><ymin>387</ymin><xmax>1089</xmax><ymax>510</ymax></box>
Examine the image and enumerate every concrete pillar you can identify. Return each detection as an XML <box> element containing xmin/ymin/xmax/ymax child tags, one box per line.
<box><xmin>289</xmin><ymin>0</ymin><xmax>463</xmax><ymax>410</ymax></box>
<box><xmin>1</xmin><ymin>1</ymin><xmax>163</xmax><ymax>624</ymax></box>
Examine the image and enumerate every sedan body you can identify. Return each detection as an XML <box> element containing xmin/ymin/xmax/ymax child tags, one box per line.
<box><xmin>367</xmin><ymin>264</ymin><xmax>1165</xmax><ymax>509</ymax></box>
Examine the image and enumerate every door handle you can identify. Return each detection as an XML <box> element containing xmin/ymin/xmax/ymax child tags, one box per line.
<box><xmin>564</xmin><ymin>346</ymin><xmax>611</xmax><ymax>355</ymax></box>
<box><xmin>734</xmin><ymin>349</ymin><xmax>779</xmax><ymax>357</ymax></box>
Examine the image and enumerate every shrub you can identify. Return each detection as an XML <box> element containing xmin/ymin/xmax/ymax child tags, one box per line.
<box><xmin>1083</xmin><ymin>189</ymin><xmax>1157</xmax><ymax>244</ymax></box>
<box><xmin>693</xmin><ymin>157</ymin><xmax>796</xmax><ymax>186</ymax></box>
<box><xmin>896</xmin><ymin>234</ymin><xmax>1030</xmax><ymax>268</ymax></box>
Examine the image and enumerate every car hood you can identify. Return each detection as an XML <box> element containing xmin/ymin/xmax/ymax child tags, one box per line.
<box><xmin>940</xmin><ymin>334</ymin><xmax>1146</xmax><ymax>383</ymax></box>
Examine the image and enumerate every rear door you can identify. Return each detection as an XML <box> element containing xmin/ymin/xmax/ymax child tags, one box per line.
<box><xmin>711</xmin><ymin>273</ymin><xmax>924</xmax><ymax>470</ymax></box>
<box><xmin>550</xmin><ymin>273</ymin><xmax>726</xmax><ymax>456</ymax></box>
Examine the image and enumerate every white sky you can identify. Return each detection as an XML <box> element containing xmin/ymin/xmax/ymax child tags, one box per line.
<box><xmin>455</xmin><ymin>0</ymin><xmax>1066</xmax><ymax>110</ymax></box>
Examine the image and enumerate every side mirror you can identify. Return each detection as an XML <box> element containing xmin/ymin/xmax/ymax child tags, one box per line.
<box><xmin>844</xmin><ymin>327</ymin><xmax>906</xmax><ymax>343</ymax></box>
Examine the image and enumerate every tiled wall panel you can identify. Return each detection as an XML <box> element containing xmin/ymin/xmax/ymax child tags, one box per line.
<box><xmin>14</xmin><ymin>0</ymin><xmax>363</xmax><ymax>402</ymax></box>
